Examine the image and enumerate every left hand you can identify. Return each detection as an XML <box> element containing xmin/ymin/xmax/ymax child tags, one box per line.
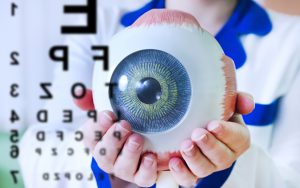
<box><xmin>168</xmin><ymin>92</ymin><xmax>254</xmax><ymax>187</ymax></box>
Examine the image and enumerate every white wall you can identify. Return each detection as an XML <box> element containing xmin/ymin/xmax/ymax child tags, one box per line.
<box><xmin>0</xmin><ymin>0</ymin><xmax>87</xmax><ymax>132</ymax></box>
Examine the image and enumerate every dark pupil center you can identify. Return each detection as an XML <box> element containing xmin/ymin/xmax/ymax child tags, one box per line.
<box><xmin>136</xmin><ymin>77</ymin><xmax>162</xmax><ymax>104</ymax></box>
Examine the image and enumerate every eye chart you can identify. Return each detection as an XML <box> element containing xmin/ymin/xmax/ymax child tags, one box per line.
<box><xmin>0</xmin><ymin>1</ymin><xmax>112</xmax><ymax>187</ymax></box>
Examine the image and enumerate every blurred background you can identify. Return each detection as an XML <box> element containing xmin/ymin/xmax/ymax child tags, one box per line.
<box><xmin>0</xmin><ymin>0</ymin><xmax>299</xmax><ymax>187</ymax></box>
<box><xmin>0</xmin><ymin>1</ymin><xmax>86</xmax><ymax>187</ymax></box>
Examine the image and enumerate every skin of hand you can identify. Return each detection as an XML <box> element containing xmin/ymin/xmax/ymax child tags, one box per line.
<box><xmin>75</xmin><ymin>89</ymin><xmax>158</xmax><ymax>187</ymax></box>
<box><xmin>168</xmin><ymin>93</ymin><xmax>254</xmax><ymax>187</ymax></box>
<box><xmin>74</xmin><ymin>90</ymin><xmax>254</xmax><ymax>187</ymax></box>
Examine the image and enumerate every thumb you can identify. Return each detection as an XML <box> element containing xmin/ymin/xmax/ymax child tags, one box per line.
<box><xmin>73</xmin><ymin>88</ymin><xmax>95</xmax><ymax>111</ymax></box>
<box><xmin>236</xmin><ymin>92</ymin><xmax>255</xmax><ymax>115</ymax></box>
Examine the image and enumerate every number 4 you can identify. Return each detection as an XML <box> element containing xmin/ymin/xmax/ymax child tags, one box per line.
<box><xmin>10</xmin><ymin>110</ymin><xmax>20</xmax><ymax>123</ymax></box>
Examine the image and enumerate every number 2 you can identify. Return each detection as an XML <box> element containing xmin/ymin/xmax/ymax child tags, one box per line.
<box><xmin>10</xmin><ymin>52</ymin><xmax>19</xmax><ymax>65</ymax></box>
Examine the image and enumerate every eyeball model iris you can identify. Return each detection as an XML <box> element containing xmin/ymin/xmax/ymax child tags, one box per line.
<box><xmin>109</xmin><ymin>49</ymin><xmax>191</xmax><ymax>134</ymax></box>
<box><xmin>93</xmin><ymin>9</ymin><xmax>237</xmax><ymax>168</ymax></box>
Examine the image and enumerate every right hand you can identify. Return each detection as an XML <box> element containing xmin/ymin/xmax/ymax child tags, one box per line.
<box><xmin>74</xmin><ymin>89</ymin><xmax>158</xmax><ymax>187</ymax></box>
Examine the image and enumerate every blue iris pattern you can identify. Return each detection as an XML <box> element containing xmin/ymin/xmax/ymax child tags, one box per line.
<box><xmin>109</xmin><ymin>49</ymin><xmax>192</xmax><ymax>133</ymax></box>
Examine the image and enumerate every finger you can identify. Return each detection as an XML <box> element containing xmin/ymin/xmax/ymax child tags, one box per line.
<box><xmin>82</xmin><ymin>111</ymin><xmax>116</xmax><ymax>150</ymax></box>
<box><xmin>113</xmin><ymin>134</ymin><xmax>144</xmax><ymax>182</ymax></box>
<box><xmin>169</xmin><ymin>157</ymin><xmax>198</xmax><ymax>187</ymax></box>
<box><xmin>180</xmin><ymin>139</ymin><xmax>216</xmax><ymax>178</ymax></box>
<box><xmin>157</xmin><ymin>152</ymin><xmax>181</xmax><ymax>171</ymax></box>
<box><xmin>191</xmin><ymin>128</ymin><xmax>235</xmax><ymax>170</ymax></box>
<box><xmin>134</xmin><ymin>153</ymin><xmax>158</xmax><ymax>187</ymax></box>
<box><xmin>74</xmin><ymin>89</ymin><xmax>95</xmax><ymax>110</ymax></box>
<box><xmin>207</xmin><ymin>120</ymin><xmax>250</xmax><ymax>155</ymax></box>
<box><xmin>93</xmin><ymin>120</ymin><xmax>132</xmax><ymax>173</ymax></box>
<box><xmin>236</xmin><ymin>92</ymin><xmax>255</xmax><ymax>115</ymax></box>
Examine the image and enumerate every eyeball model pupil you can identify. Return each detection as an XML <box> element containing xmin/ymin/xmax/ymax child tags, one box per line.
<box><xmin>136</xmin><ymin>77</ymin><xmax>162</xmax><ymax>104</ymax></box>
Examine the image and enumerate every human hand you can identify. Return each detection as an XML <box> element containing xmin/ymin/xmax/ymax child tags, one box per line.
<box><xmin>75</xmin><ymin>90</ymin><xmax>158</xmax><ymax>187</ymax></box>
<box><xmin>168</xmin><ymin>92</ymin><xmax>254</xmax><ymax>187</ymax></box>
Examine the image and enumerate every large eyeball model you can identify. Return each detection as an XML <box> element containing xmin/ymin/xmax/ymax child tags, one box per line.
<box><xmin>93</xmin><ymin>9</ymin><xmax>237</xmax><ymax>170</ymax></box>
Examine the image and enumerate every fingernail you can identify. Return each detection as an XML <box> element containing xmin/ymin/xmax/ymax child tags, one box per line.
<box><xmin>102</xmin><ymin>111</ymin><xmax>113</xmax><ymax>122</ymax></box>
<box><xmin>192</xmin><ymin>129</ymin><xmax>208</xmax><ymax>143</ymax></box>
<box><xmin>182</xmin><ymin>141</ymin><xmax>195</xmax><ymax>157</ymax></box>
<box><xmin>143</xmin><ymin>156</ymin><xmax>154</xmax><ymax>168</ymax></box>
<box><xmin>207</xmin><ymin>121</ymin><xmax>222</xmax><ymax>133</ymax></box>
<box><xmin>127</xmin><ymin>139</ymin><xmax>141</xmax><ymax>152</ymax></box>
<box><xmin>172</xmin><ymin>160</ymin><xmax>182</xmax><ymax>172</ymax></box>
<box><xmin>199</xmin><ymin>134</ymin><xmax>208</xmax><ymax>143</ymax></box>
<box><xmin>192</xmin><ymin>131</ymin><xmax>208</xmax><ymax>143</ymax></box>
<box><xmin>244</xmin><ymin>93</ymin><xmax>254</xmax><ymax>101</ymax></box>
<box><xmin>246</xmin><ymin>95</ymin><xmax>255</xmax><ymax>107</ymax></box>
<box><xmin>115</xmin><ymin>122</ymin><xmax>130</xmax><ymax>135</ymax></box>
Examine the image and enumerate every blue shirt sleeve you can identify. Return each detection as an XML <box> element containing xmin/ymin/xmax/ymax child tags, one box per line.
<box><xmin>91</xmin><ymin>157</ymin><xmax>234</xmax><ymax>188</ymax></box>
<box><xmin>91</xmin><ymin>158</ymin><xmax>112</xmax><ymax>188</ymax></box>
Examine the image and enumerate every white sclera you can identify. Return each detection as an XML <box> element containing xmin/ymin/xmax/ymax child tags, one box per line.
<box><xmin>93</xmin><ymin>24</ymin><xmax>226</xmax><ymax>153</ymax></box>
